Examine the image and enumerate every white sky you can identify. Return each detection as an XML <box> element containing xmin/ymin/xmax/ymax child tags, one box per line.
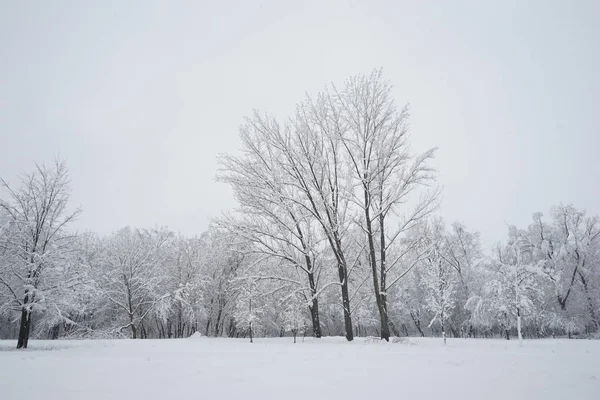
<box><xmin>1</xmin><ymin>0</ymin><xmax>598</xmax><ymax>249</ymax></box>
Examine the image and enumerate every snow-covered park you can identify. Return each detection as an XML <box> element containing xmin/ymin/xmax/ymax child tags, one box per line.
<box><xmin>1</xmin><ymin>337</ymin><xmax>599</xmax><ymax>400</ymax></box>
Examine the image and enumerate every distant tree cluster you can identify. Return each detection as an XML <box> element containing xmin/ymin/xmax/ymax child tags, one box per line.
<box><xmin>1</xmin><ymin>71</ymin><xmax>598</xmax><ymax>348</ymax></box>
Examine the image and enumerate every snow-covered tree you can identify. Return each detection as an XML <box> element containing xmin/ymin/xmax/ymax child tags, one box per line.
<box><xmin>527</xmin><ymin>206</ymin><xmax>600</xmax><ymax>333</ymax></box>
<box><xmin>418</xmin><ymin>220</ymin><xmax>456</xmax><ymax>343</ymax></box>
<box><xmin>234</xmin><ymin>277</ymin><xmax>262</xmax><ymax>343</ymax></box>
<box><xmin>0</xmin><ymin>160</ymin><xmax>81</xmax><ymax>348</ymax></box>
<box><xmin>331</xmin><ymin>69</ymin><xmax>439</xmax><ymax>341</ymax></box>
<box><xmin>155</xmin><ymin>235</ymin><xmax>205</xmax><ymax>338</ymax></box>
<box><xmin>467</xmin><ymin>230</ymin><xmax>543</xmax><ymax>341</ymax></box>
<box><xmin>218</xmin><ymin>118</ymin><xmax>330</xmax><ymax>338</ymax></box>
<box><xmin>200</xmin><ymin>228</ymin><xmax>247</xmax><ymax>337</ymax></box>
<box><xmin>282</xmin><ymin>293</ymin><xmax>310</xmax><ymax>343</ymax></box>
<box><xmin>441</xmin><ymin>222</ymin><xmax>483</xmax><ymax>337</ymax></box>
<box><xmin>95</xmin><ymin>227</ymin><xmax>172</xmax><ymax>338</ymax></box>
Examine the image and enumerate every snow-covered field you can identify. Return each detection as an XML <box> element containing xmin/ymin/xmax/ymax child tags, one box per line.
<box><xmin>1</xmin><ymin>337</ymin><xmax>599</xmax><ymax>400</ymax></box>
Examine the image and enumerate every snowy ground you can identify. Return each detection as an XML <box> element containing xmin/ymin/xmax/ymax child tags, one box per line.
<box><xmin>1</xmin><ymin>337</ymin><xmax>599</xmax><ymax>400</ymax></box>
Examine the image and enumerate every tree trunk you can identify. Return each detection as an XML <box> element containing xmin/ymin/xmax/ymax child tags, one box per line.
<box><xmin>504</xmin><ymin>329</ymin><xmax>510</xmax><ymax>340</ymax></box>
<box><xmin>214</xmin><ymin>304</ymin><xmax>223</xmax><ymax>337</ymax></box>
<box><xmin>307</xmin><ymin>272</ymin><xmax>322</xmax><ymax>338</ymax></box>
<box><xmin>379</xmin><ymin>214</ymin><xmax>390</xmax><ymax>342</ymax></box>
<box><xmin>16</xmin><ymin>299</ymin><xmax>32</xmax><ymax>349</ymax></box>
<box><xmin>205</xmin><ymin>318</ymin><xmax>211</xmax><ymax>336</ymax></box>
<box><xmin>401</xmin><ymin>323</ymin><xmax>409</xmax><ymax>337</ymax></box>
<box><xmin>337</xmin><ymin>261</ymin><xmax>354</xmax><ymax>341</ymax></box>
<box><xmin>363</xmin><ymin>185</ymin><xmax>389</xmax><ymax>342</ymax></box>
<box><xmin>578</xmin><ymin>271</ymin><xmax>598</xmax><ymax>331</ymax></box>
<box><xmin>50</xmin><ymin>324</ymin><xmax>60</xmax><ymax>340</ymax></box>
<box><xmin>441</xmin><ymin>320</ymin><xmax>446</xmax><ymax>344</ymax></box>
<box><xmin>378</xmin><ymin>300</ymin><xmax>390</xmax><ymax>341</ymax></box>
<box><xmin>296</xmin><ymin>220</ymin><xmax>322</xmax><ymax>339</ymax></box>
<box><xmin>450</xmin><ymin>326</ymin><xmax>459</xmax><ymax>339</ymax></box>
<box><xmin>156</xmin><ymin>318</ymin><xmax>165</xmax><ymax>339</ymax></box>
<box><xmin>410</xmin><ymin>311</ymin><xmax>425</xmax><ymax>337</ymax></box>
<box><xmin>517</xmin><ymin>307</ymin><xmax>523</xmax><ymax>344</ymax></box>
<box><xmin>388</xmin><ymin>319</ymin><xmax>401</xmax><ymax>337</ymax></box>
<box><xmin>249</xmin><ymin>297</ymin><xmax>253</xmax><ymax>343</ymax></box>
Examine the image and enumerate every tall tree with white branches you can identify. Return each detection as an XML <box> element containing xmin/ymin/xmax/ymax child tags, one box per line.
<box><xmin>0</xmin><ymin>160</ymin><xmax>81</xmax><ymax>348</ymax></box>
<box><xmin>332</xmin><ymin>69</ymin><xmax>439</xmax><ymax>340</ymax></box>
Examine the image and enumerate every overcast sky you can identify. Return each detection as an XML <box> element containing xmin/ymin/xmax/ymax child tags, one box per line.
<box><xmin>1</xmin><ymin>0</ymin><xmax>598</xmax><ymax>249</ymax></box>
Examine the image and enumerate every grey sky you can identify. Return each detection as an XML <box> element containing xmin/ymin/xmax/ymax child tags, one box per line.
<box><xmin>1</xmin><ymin>0</ymin><xmax>598</xmax><ymax>249</ymax></box>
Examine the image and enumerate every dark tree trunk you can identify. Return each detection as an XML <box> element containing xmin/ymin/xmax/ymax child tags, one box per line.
<box><xmin>379</xmin><ymin>214</ymin><xmax>390</xmax><ymax>342</ymax></box>
<box><xmin>17</xmin><ymin>294</ymin><xmax>32</xmax><ymax>349</ymax></box>
<box><xmin>249</xmin><ymin>297</ymin><xmax>253</xmax><ymax>343</ymax></box>
<box><xmin>401</xmin><ymin>323</ymin><xmax>409</xmax><ymax>337</ymax></box>
<box><xmin>410</xmin><ymin>311</ymin><xmax>425</xmax><ymax>337</ymax></box>
<box><xmin>309</xmin><ymin>303</ymin><xmax>321</xmax><ymax>338</ymax></box>
<box><xmin>307</xmin><ymin>272</ymin><xmax>322</xmax><ymax>338</ymax></box>
<box><xmin>214</xmin><ymin>304</ymin><xmax>223</xmax><ymax>337</ymax></box>
<box><xmin>337</xmin><ymin>261</ymin><xmax>354</xmax><ymax>341</ymax></box>
<box><xmin>323</xmin><ymin>225</ymin><xmax>353</xmax><ymax>340</ymax></box>
<box><xmin>378</xmin><ymin>300</ymin><xmax>390</xmax><ymax>341</ymax></box>
<box><xmin>504</xmin><ymin>329</ymin><xmax>510</xmax><ymax>340</ymax></box>
<box><xmin>388</xmin><ymin>319</ymin><xmax>401</xmax><ymax>337</ymax></box>
<box><xmin>450</xmin><ymin>326</ymin><xmax>459</xmax><ymax>338</ymax></box>
<box><xmin>50</xmin><ymin>324</ymin><xmax>60</xmax><ymax>340</ymax></box>
<box><xmin>363</xmin><ymin>184</ymin><xmax>390</xmax><ymax>342</ymax></box>
<box><xmin>205</xmin><ymin>318</ymin><xmax>211</xmax><ymax>336</ymax></box>
<box><xmin>578</xmin><ymin>271</ymin><xmax>598</xmax><ymax>331</ymax></box>
<box><xmin>228</xmin><ymin>322</ymin><xmax>237</xmax><ymax>338</ymax></box>
<box><xmin>294</xmin><ymin>219</ymin><xmax>322</xmax><ymax>339</ymax></box>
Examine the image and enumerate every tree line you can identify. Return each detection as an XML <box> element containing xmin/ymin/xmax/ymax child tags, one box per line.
<box><xmin>1</xmin><ymin>70</ymin><xmax>598</xmax><ymax>348</ymax></box>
